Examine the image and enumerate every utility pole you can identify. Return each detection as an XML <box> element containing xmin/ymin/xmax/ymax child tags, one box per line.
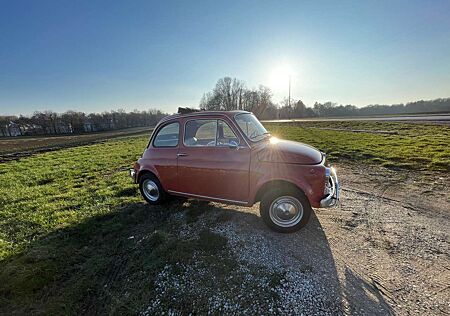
<box><xmin>288</xmin><ymin>75</ymin><xmax>291</xmax><ymax>119</ymax></box>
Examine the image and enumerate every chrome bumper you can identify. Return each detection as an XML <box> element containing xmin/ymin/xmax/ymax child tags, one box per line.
<box><xmin>130</xmin><ymin>169</ymin><xmax>137</xmax><ymax>183</ymax></box>
<box><xmin>320</xmin><ymin>167</ymin><xmax>340</xmax><ymax>207</ymax></box>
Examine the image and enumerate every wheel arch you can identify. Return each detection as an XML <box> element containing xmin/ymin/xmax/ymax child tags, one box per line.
<box><xmin>254</xmin><ymin>179</ymin><xmax>309</xmax><ymax>204</ymax></box>
<box><xmin>137</xmin><ymin>169</ymin><xmax>158</xmax><ymax>183</ymax></box>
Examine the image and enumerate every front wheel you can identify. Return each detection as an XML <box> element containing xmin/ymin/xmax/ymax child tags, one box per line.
<box><xmin>139</xmin><ymin>173</ymin><xmax>167</xmax><ymax>205</ymax></box>
<box><xmin>260</xmin><ymin>188</ymin><xmax>312</xmax><ymax>233</ymax></box>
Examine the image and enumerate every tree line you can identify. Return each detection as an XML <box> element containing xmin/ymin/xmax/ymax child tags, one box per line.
<box><xmin>2</xmin><ymin>76</ymin><xmax>449</xmax><ymax>137</ymax></box>
<box><xmin>0</xmin><ymin>109</ymin><xmax>166</xmax><ymax>137</ymax></box>
<box><xmin>200</xmin><ymin>77</ymin><xmax>450</xmax><ymax>119</ymax></box>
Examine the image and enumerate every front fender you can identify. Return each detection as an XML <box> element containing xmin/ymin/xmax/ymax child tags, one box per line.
<box><xmin>249</xmin><ymin>162</ymin><xmax>326</xmax><ymax>208</ymax></box>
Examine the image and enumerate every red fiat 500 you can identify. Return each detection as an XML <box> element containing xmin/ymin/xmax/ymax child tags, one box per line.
<box><xmin>131</xmin><ymin>110</ymin><xmax>339</xmax><ymax>233</ymax></box>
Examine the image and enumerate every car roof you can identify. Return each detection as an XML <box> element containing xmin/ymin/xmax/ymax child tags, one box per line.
<box><xmin>159</xmin><ymin>110</ymin><xmax>251</xmax><ymax>124</ymax></box>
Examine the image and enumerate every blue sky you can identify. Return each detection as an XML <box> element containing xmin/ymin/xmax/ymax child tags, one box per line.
<box><xmin>1</xmin><ymin>0</ymin><xmax>449</xmax><ymax>115</ymax></box>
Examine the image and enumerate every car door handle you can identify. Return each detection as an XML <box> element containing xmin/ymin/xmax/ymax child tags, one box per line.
<box><xmin>177</xmin><ymin>153</ymin><xmax>188</xmax><ymax>157</ymax></box>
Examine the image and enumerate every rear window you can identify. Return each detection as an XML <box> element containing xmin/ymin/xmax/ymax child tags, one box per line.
<box><xmin>153</xmin><ymin>122</ymin><xmax>180</xmax><ymax>147</ymax></box>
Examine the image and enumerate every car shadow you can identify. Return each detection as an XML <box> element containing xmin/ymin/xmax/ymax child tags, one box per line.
<box><xmin>343</xmin><ymin>266</ymin><xmax>394</xmax><ymax>315</ymax></box>
<box><xmin>187</xmin><ymin>201</ymin><xmax>394</xmax><ymax>315</ymax></box>
<box><xmin>0</xmin><ymin>198</ymin><xmax>393</xmax><ymax>315</ymax></box>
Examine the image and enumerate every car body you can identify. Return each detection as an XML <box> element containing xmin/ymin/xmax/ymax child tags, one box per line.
<box><xmin>130</xmin><ymin>110</ymin><xmax>339</xmax><ymax>232</ymax></box>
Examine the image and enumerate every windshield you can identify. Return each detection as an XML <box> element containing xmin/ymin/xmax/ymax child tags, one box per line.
<box><xmin>235</xmin><ymin>113</ymin><xmax>269</xmax><ymax>141</ymax></box>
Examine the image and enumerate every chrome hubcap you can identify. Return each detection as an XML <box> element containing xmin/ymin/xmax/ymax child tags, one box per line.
<box><xmin>269</xmin><ymin>196</ymin><xmax>303</xmax><ymax>228</ymax></box>
<box><xmin>143</xmin><ymin>179</ymin><xmax>159</xmax><ymax>201</ymax></box>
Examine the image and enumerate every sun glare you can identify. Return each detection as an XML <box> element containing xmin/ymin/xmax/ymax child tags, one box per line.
<box><xmin>269</xmin><ymin>64</ymin><xmax>293</xmax><ymax>91</ymax></box>
<box><xmin>269</xmin><ymin>136</ymin><xmax>280</xmax><ymax>144</ymax></box>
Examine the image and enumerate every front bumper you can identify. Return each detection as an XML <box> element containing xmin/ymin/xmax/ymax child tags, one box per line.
<box><xmin>130</xmin><ymin>168</ymin><xmax>137</xmax><ymax>183</ymax></box>
<box><xmin>320</xmin><ymin>167</ymin><xmax>340</xmax><ymax>207</ymax></box>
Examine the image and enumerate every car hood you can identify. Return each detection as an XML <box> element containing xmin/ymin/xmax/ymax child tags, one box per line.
<box><xmin>257</xmin><ymin>139</ymin><xmax>323</xmax><ymax>165</ymax></box>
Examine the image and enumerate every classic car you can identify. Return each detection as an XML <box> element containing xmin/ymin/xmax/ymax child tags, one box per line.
<box><xmin>130</xmin><ymin>110</ymin><xmax>339</xmax><ymax>233</ymax></box>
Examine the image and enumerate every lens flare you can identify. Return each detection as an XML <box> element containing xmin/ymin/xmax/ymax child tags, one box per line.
<box><xmin>269</xmin><ymin>136</ymin><xmax>280</xmax><ymax>144</ymax></box>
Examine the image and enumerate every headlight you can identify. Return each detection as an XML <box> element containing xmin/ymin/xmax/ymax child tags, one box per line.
<box><xmin>321</xmin><ymin>152</ymin><xmax>330</xmax><ymax>166</ymax></box>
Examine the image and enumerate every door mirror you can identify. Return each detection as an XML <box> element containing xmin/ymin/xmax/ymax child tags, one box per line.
<box><xmin>228</xmin><ymin>140</ymin><xmax>239</xmax><ymax>149</ymax></box>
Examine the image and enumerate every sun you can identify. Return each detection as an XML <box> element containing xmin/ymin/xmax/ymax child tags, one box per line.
<box><xmin>269</xmin><ymin>64</ymin><xmax>293</xmax><ymax>91</ymax></box>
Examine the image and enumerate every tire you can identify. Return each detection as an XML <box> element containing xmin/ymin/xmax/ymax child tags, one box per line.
<box><xmin>139</xmin><ymin>173</ymin><xmax>167</xmax><ymax>205</ymax></box>
<box><xmin>260</xmin><ymin>187</ymin><xmax>312</xmax><ymax>233</ymax></box>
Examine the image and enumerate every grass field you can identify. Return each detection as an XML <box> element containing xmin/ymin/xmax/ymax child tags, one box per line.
<box><xmin>0</xmin><ymin>121</ymin><xmax>449</xmax><ymax>314</ymax></box>
<box><xmin>266</xmin><ymin>121</ymin><xmax>450</xmax><ymax>171</ymax></box>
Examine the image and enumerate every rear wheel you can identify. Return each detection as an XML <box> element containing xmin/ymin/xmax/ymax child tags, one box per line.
<box><xmin>139</xmin><ymin>173</ymin><xmax>166</xmax><ymax>205</ymax></box>
<box><xmin>260</xmin><ymin>187</ymin><xmax>312</xmax><ymax>233</ymax></box>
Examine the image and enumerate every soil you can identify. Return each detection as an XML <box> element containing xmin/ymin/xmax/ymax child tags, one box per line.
<box><xmin>313</xmin><ymin>163</ymin><xmax>450</xmax><ymax>314</ymax></box>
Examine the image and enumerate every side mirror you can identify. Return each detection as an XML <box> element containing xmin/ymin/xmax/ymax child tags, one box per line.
<box><xmin>228</xmin><ymin>141</ymin><xmax>239</xmax><ymax>149</ymax></box>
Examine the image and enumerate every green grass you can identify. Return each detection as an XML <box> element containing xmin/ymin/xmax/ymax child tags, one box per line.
<box><xmin>265</xmin><ymin>121</ymin><xmax>450</xmax><ymax>171</ymax></box>
<box><xmin>0</xmin><ymin>121</ymin><xmax>448</xmax><ymax>314</ymax></box>
<box><xmin>0</xmin><ymin>138</ymin><xmax>148</xmax><ymax>258</ymax></box>
<box><xmin>0</xmin><ymin>136</ymin><xmax>281</xmax><ymax>314</ymax></box>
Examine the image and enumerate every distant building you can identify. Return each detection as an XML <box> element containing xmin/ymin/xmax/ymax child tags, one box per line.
<box><xmin>7</xmin><ymin>122</ymin><xmax>22</xmax><ymax>136</ymax></box>
<box><xmin>84</xmin><ymin>121</ymin><xmax>97</xmax><ymax>132</ymax></box>
<box><xmin>55</xmin><ymin>121</ymin><xmax>72</xmax><ymax>134</ymax></box>
<box><xmin>23</xmin><ymin>124</ymin><xmax>45</xmax><ymax>136</ymax></box>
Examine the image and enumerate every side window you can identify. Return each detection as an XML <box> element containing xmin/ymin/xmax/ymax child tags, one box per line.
<box><xmin>237</xmin><ymin>120</ymin><xmax>259</xmax><ymax>139</ymax></box>
<box><xmin>184</xmin><ymin>120</ymin><xmax>217</xmax><ymax>147</ymax></box>
<box><xmin>217</xmin><ymin>120</ymin><xmax>239</xmax><ymax>147</ymax></box>
<box><xmin>153</xmin><ymin>122</ymin><xmax>180</xmax><ymax>147</ymax></box>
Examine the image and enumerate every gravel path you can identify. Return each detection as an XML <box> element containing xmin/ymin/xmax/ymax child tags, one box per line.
<box><xmin>143</xmin><ymin>163</ymin><xmax>449</xmax><ymax>315</ymax></box>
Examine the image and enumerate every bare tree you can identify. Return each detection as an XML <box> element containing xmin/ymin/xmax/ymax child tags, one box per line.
<box><xmin>200</xmin><ymin>77</ymin><xmax>246</xmax><ymax>111</ymax></box>
<box><xmin>61</xmin><ymin>111</ymin><xmax>86</xmax><ymax>133</ymax></box>
<box><xmin>199</xmin><ymin>77</ymin><xmax>276</xmax><ymax>118</ymax></box>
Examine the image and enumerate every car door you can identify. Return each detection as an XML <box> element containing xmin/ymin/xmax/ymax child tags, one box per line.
<box><xmin>146</xmin><ymin>120</ymin><xmax>180</xmax><ymax>191</ymax></box>
<box><xmin>175</xmin><ymin>117</ymin><xmax>251</xmax><ymax>203</ymax></box>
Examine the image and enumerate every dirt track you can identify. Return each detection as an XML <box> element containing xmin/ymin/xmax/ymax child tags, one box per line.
<box><xmin>0</xmin><ymin>127</ymin><xmax>152</xmax><ymax>162</ymax></box>
<box><xmin>156</xmin><ymin>163</ymin><xmax>450</xmax><ymax>315</ymax></box>
<box><xmin>262</xmin><ymin>113</ymin><xmax>450</xmax><ymax>124</ymax></box>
